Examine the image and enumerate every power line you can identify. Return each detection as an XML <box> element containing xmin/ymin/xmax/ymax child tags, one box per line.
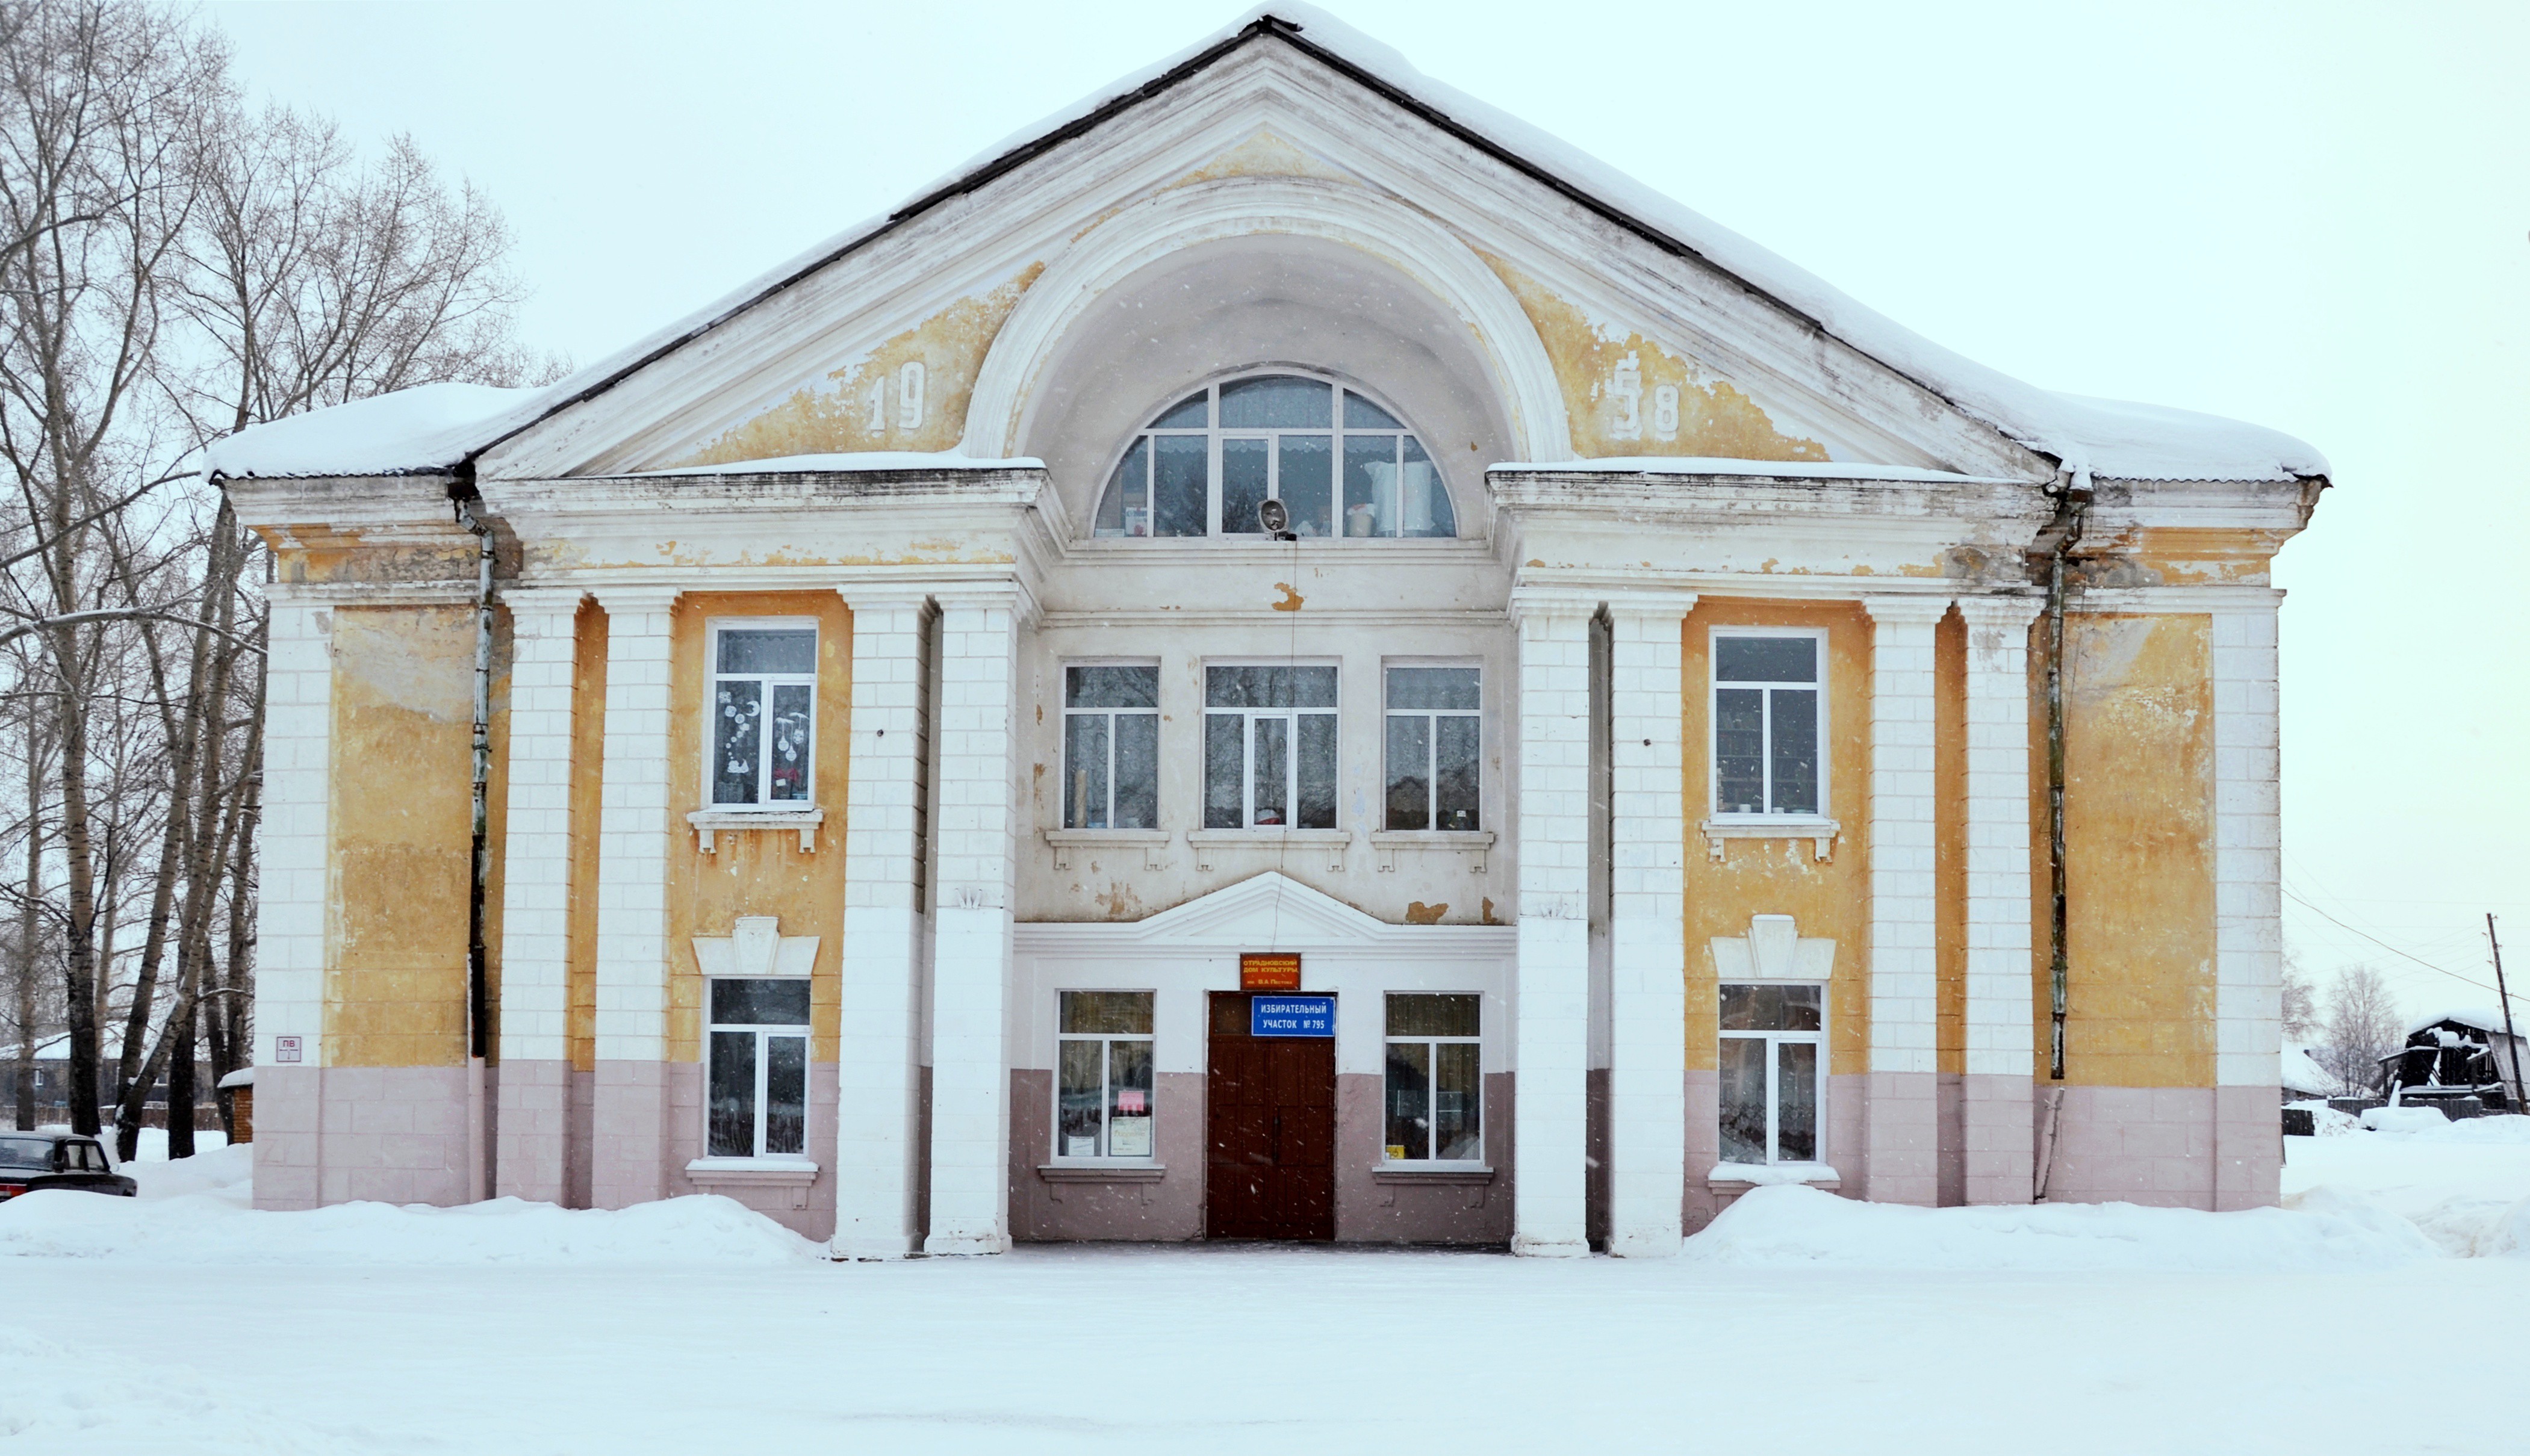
<box><xmin>2282</xmin><ymin>887</ymin><xmax>2507</xmax><ymax>999</ymax></box>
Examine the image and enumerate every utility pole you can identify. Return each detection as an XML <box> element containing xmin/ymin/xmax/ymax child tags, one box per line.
<box><xmin>2491</xmin><ymin>915</ymin><xmax>2526</xmax><ymax>1117</ymax></box>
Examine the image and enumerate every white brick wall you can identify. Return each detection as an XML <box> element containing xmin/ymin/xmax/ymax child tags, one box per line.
<box><xmin>1862</xmin><ymin>595</ymin><xmax>1948</xmax><ymax>1206</ymax></box>
<box><xmin>925</xmin><ymin>590</ymin><xmax>1022</xmax><ymax>1256</ymax></box>
<box><xmin>1957</xmin><ymin>596</ymin><xmax>2044</xmax><ymax>1079</ymax></box>
<box><xmin>592</xmin><ymin>590</ymin><xmax>678</xmax><ymax>1065</ymax></box>
<box><xmin>2212</xmin><ymin>595</ymin><xmax>2284</xmax><ymax>1088</ymax></box>
<box><xmin>255</xmin><ymin>589</ymin><xmax>334</xmax><ymax>1067</ymax></box>
<box><xmin>1862</xmin><ymin>596</ymin><xmax>1950</xmax><ymax>1079</ymax></box>
<box><xmin>835</xmin><ymin>593</ymin><xmax>931</xmax><ymax>1259</ymax></box>
<box><xmin>496</xmin><ymin>590</ymin><xmax>584</xmax><ymax>1066</ymax></box>
<box><xmin>1510</xmin><ymin>591</ymin><xmax>1593</xmax><ymax>1256</ymax></box>
<box><xmin>1605</xmin><ymin>595</ymin><xmax>1694</xmax><ymax>1255</ymax></box>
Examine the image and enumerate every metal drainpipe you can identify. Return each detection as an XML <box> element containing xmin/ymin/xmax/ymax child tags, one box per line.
<box><xmin>2033</xmin><ymin>468</ymin><xmax>2089</xmax><ymax>1201</ymax></box>
<box><xmin>455</xmin><ymin>495</ymin><xmax>494</xmax><ymax>1203</ymax></box>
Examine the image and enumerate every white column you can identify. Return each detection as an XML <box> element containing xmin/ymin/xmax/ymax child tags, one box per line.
<box><xmin>248</xmin><ymin>587</ymin><xmax>334</xmax><ymax>1210</ymax></box>
<box><xmin>1605</xmin><ymin>593</ymin><xmax>1694</xmax><ymax>1255</ymax></box>
<box><xmin>834</xmin><ymin>592</ymin><xmax>931</xmax><ymax>1259</ymax></box>
<box><xmin>588</xmin><ymin>586</ymin><xmax>678</xmax><ymax>1210</ymax></box>
<box><xmin>1860</xmin><ymin>594</ymin><xmax>1948</xmax><ymax>1206</ymax></box>
<box><xmin>1956</xmin><ymin>595</ymin><xmax>2043</xmax><ymax>1204</ymax></box>
<box><xmin>1510</xmin><ymin>590</ymin><xmax>1594</xmax><ymax>1256</ymax></box>
<box><xmin>924</xmin><ymin>587</ymin><xmax>1022</xmax><ymax>1256</ymax></box>
<box><xmin>2211</xmin><ymin>590</ymin><xmax>2285</xmax><ymax>1209</ymax></box>
<box><xmin>494</xmin><ymin>588</ymin><xmax>585</xmax><ymax>1204</ymax></box>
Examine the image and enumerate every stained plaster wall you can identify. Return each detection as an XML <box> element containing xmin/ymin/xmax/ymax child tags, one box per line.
<box><xmin>652</xmin><ymin>592</ymin><xmax>852</xmax><ymax>1219</ymax></box>
<box><xmin>1677</xmin><ymin>598</ymin><xmax>1875</xmax><ymax>1224</ymax></box>
<box><xmin>315</xmin><ymin>601</ymin><xmax>511</xmax><ymax>1203</ymax></box>
<box><xmin>2025</xmin><ymin>610</ymin><xmax>2224</xmax><ymax>1206</ymax></box>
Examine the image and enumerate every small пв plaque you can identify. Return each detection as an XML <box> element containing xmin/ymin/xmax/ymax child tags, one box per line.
<box><xmin>1240</xmin><ymin>952</ymin><xmax>1301</xmax><ymax>991</ymax></box>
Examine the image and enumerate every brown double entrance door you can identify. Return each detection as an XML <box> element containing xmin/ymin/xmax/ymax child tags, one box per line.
<box><xmin>1205</xmin><ymin>991</ymin><xmax>1335</xmax><ymax>1241</ymax></box>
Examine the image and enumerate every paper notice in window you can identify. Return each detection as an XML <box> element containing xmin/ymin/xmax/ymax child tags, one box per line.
<box><xmin>1066</xmin><ymin>1135</ymin><xmax>1097</xmax><ymax>1158</ymax></box>
<box><xmin>1109</xmin><ymin>1116</ymin><xmax>1152</xmax><ymax>1158</ymax></box>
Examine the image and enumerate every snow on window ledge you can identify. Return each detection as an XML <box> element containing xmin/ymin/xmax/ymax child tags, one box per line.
<box><xmin>685</xmin><ymin>1157</ymin><xmax>819</xmax><ymax>1186</ymax></box>
<box><xmin>1707</xmin><ymin>1162</ymin><xmax>1841</xmax><ymax>1188</ymax></box>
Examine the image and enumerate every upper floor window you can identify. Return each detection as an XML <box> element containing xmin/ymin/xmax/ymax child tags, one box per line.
<box><xmin>1063</xmin><ymin>664</ymin><xmax>1158</xmax><ymax>830</ymax></box>
<box><xmin>1712</xmin><ymin>630</ymin><xmax>1824</xmax><ymax>817</ymax></box>
<box><xmin>1384</xmin><ymin>665</ymin><xmax>1481</xmax><ymax>832</ymax></box>
<box><xmin>1093</xmin><ymin>371</ymin><xmax>1457</xmax><ymax>540</ymax></box>
<box><xmin>1204</xmin><ymin>664</ymin><xmax>1337</xmax><ymax>829</ymax></box>
<box><xmin>710</xmin><ymin>622</ymin><xmax>816</xmax><ymax>807</ymax></box>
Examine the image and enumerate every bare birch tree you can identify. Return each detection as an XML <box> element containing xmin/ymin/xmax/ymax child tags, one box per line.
<box><xmin>2319</xmin><ymin>964</ymin><xmax>2403</xmax><ymax>1098</ymax></box>
<box><xmin>1</xmin><ymin>0</ymin><xmax>559</xmax><ymax>1154</ymax></box>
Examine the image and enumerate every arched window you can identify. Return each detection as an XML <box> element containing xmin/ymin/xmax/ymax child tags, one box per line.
<box><xmin>1093</xmin><ymin>371</ymin><xmax>1457</xmax><ymax>540</ymax></box>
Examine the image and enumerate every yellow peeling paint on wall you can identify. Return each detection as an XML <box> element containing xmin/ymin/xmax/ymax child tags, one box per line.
<box><xmin>1681</xmin><ymin>599</ymin><xmax>1874</xmax><ymax>1074</ymax></box>
<box><xmin>664</xmin><ymin>592</ymin><xmax>853</xmax><ymax>1064</ymax></box>
<box><xmin>1478</xmin><ymin>252</ymin><xmax>1829</xmax><ymax>463</ymax></box>
<box><xmin>2085</xmin><ymin>527</ymin><xmax>2290</xmax><ymax>587</ymax></box>
<box><xmin>325</xmin><ymin>606</ymin><xmax>486</xmax><ymax>1067</ymax></box>
<box><xmin>673</xmin><ymin>264</ymin><xmax>1045</xmax><ymax>466</ymax></box>
<box><xmin>2038</xmin><ymin>613</ymin><xmax>2218</xmax><ymax>1089</ymax></box>
<box><xmin>1935</xmin><ymin>609</ymin><xmax>1968</xmax><ymax>1079</ymax></box>
<box><xmin>567</xmin><ymin>601</ymin><xmax>608</xmax><ymax>1076</ymax></box>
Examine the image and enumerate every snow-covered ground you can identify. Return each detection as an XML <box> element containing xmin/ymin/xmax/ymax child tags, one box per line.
<box><xmin>4</xmin><ymin>1124</ymin><xmax>2525</xmax><ymax>1454</ymax></box>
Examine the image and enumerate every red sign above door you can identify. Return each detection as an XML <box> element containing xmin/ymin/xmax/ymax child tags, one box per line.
<box><xmin>1240</xmin><ymin>953</ymin><xmax>1301</xmax><ymax>991</ymax></box>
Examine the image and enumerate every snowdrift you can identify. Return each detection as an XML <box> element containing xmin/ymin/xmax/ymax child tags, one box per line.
<box><xmin>1682</xmin><ymin>1184</ymin><xmax>2438</xmax><ymax>1272</ymax></box>
<box><xmin>0</xmin><ymin>1189</ymin><xmax>822</xmax><ymax>1267</ymax></box>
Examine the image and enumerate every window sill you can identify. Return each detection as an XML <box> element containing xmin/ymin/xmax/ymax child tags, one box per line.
<box><xmin>1186</xmin><ymin>828</ymin><xmax>1352</xmax><ymax>871</ymax></box>
<box><xmin>1367</xmin><ymin>830</ymin><xmax>1494</xmax><ymax>874</ymax></box>
<box><xmin>685</xmin><ymin>1157</ymin><xmax>820</xmax><ymax>1186</ymax></box>
<box><xmin>1043</xmin><ymin>828</ymin><xmax>1172</xmax><ymax>871</ymax></box>
<box><xmin>1036</xmin><ymin>1163</ymin><xmax>1167</xmax><ymax>1183</ymax></box>
<box><xmin>1705</xmin><ymin>1161</ymin><xmax>1841</xmax><ymax>1191</ymax></box>
<box><xmin>1700</xmin><ymin>816</ymin><xmax>1838</xmax><ymax>863</ymax></box>
<box><xmin>689</xmin><ymin>807</ymin><xmax>824</xmax><ymax>853</ymax></box>
<box><xmin>1372</xmin><ymin>1164</ymin><xmax>1495</xmax><ymax>1185</ymax></box>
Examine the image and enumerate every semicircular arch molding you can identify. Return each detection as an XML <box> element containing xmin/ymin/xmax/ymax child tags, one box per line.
<box><xmin>960</xmin><ymin>176</ymin><xmax>1571</xmax><ymax>465</ymax></box>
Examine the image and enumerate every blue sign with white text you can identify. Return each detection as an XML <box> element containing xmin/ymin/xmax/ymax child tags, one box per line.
<box><xmin>1251</xmin><ymin>994</ymin><xmax>1335</xmax><ymax>1038</ymax></box>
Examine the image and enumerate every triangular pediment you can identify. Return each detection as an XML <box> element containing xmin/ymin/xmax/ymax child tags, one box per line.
<box><xmin>1014</xmin><ymin>871</ymin><xmax>1508</xmax><ymax>953</ymax></box>
<box><xmin>476</xmin><ymin>14</ymin><xmax>2052</xmax><ymax>491</ymax></box>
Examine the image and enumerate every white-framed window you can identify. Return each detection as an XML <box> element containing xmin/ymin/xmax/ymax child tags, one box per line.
<box><xmin>706</xmin><ymin>978</ymin><xmax>811</xmax><ymax>1159</ymax></box>
<box><xmin>1092</xmin><ymin>371</ymin><xmax>1457</xmax><ymax>540</ymax></box>
<box><xmin>1384</xmin><ymin>664</ymin><xmax>1480</xmax><ymax>832</ymax></box>
<box><xmin>1718</xmin><ymin>982</ymin><xmax>1823</xmax><ymax>1165</ymax></box>
<box><xmin>709</xmin><ymin>620</ymin><xmax>818</xmax><ymax>807</ymax></box>
<box><xmin>1384</xmin><ymin>993</ymin><xmax>1482</xmax><ymax>1162</ymax></box>
<box><xmin>1061</xmin><ymin>663</ymin><xmax>1159</xmax><ymax>829</ymax></box>
<box><xmin>1203</xmin><ymin>663</ymin><xmax>1338</xmax><ymax>829</ymax></box>
<box><xmin>1056</xmin><ymin>991</ymin><xmax>1154</xmax><ymax>1159</ymax></box>
<box><xmin>1711</xmin><ymin>628</ymin><xmax>1826</xmax><ymax>816</ymax></box>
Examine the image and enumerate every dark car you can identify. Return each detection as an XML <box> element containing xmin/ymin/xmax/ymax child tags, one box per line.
<box><xmin>0</xmin><ymin>1132</ymin><xmax>137</xmax><ymax>1200</ymax></box>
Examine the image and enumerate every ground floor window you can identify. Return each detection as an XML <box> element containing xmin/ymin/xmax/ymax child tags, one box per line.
<box><xmin>1057</xmin><ymin>991</ymin><xmax>1155</xmax><ymax>1158</ymax></box>
<box><xmin>1719</xmin><ymin>982</ymin><xmax>1823</xmax><ymax>1165</ymax></box>
<box><xmin>706</xmin><ymin>978</ymin><xmax>810</xmax><ymax>1159</ymax></box>
<box><xmin>1384</xmin><ymin>993</ymin><xmax>1482</xmax><ymax>1162</ymax></box>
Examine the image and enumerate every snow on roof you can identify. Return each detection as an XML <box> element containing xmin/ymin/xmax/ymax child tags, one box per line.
<box><xmin>204</xmin><ymin>5</ymin><xmax>2329</xmax><ymax>486</ymax></box>
<box><xmin>203</xmin><ymin>381</ymin><xmax>550</xmax><ymax>480</ymax></box>
<box><xmin>215</xmin><ymin>1067</ymin><xmax>254</xmax><ymax>1090</ymax></box>
<box><xmin>2405</xmin><ymin>1009</ymin><xmax>2523</xmax><ymax>1039</ymax></box>
<box><xmin>2280</xmin><ymin>1044</ymin><xmax>2334</xmax><ymax>1095</ymax></box>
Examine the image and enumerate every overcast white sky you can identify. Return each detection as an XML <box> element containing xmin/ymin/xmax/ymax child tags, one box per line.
<box><xmin>207</xmin><ymin>1</ymin><xmax>2529</xmax><ymax>1026</ymax></box>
